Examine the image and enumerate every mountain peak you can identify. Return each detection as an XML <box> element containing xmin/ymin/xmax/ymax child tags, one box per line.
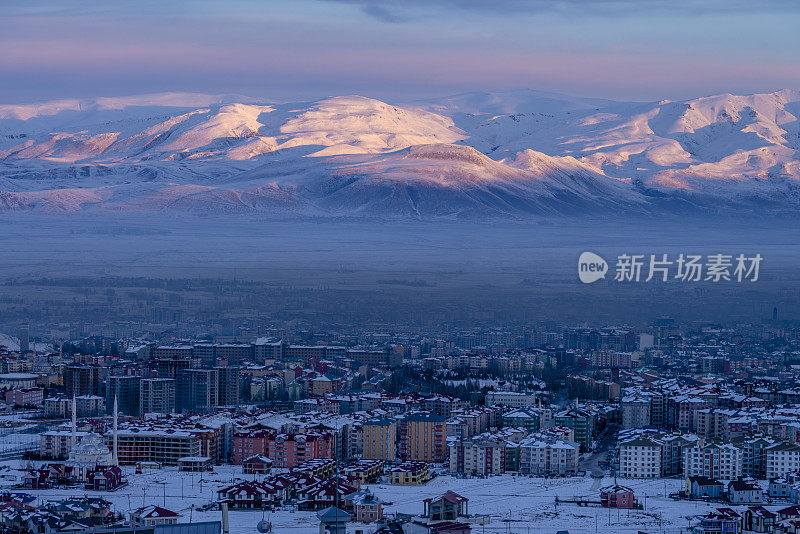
<box><xmin>1</xmin><ymin>88</ymin><xmax>800</xmax><ymax>217</ymax></box>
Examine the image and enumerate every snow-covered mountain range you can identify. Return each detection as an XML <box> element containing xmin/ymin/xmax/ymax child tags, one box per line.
<box><xmin>1</xmin><ymin>89</ymin><xmax>799</xmax><ymax>217</ymax></box>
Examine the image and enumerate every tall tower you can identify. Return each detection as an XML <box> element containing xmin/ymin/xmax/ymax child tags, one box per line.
<box><xmin>19</xmin><ymin>323</ymin><xmax>29</xmax><ymax>353</ymax></box>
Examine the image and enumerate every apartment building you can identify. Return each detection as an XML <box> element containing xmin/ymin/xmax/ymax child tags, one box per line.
<box><xmin>76</xmin><ymin>395</ymin><xmax>105</xmax><ymax>417</ymax></box>
<box><xmin>619</xmin><ymin>436</ymin><xmax>663</xmax><ymax>479</ymax></box>
<box><xmin>232</xmin><ymin>428</ymin><xmax>273</xmax><ymax>465</ymax></box>
<box><xmin>766</xmin><ymin>442</ymin><xmax>800</xmax><ymax>479</ymax></box>
<box><xmin>266</xmin><ymin>432</ymin><xmax>335</xmax><ymax>469</ymax></box>
<box><xmin>621</xmin><ymin>395</ymin><xmax>651</xmax><ymax>430</ymax></box>
<box><xmin>519</xmin><ymin>438</ymin><xmax>579</xmax><ymax>476</ymax></box>
<box><xmin>64</xmin><ymin>365</ymin><xmax>103</xmax><ymax>398</ymax></box>
<box><xmin>502</xmin><ymin>408</ymin><xmax>545</xmax><ymax>433</ymax></box>
<box><xmin>668</xmin><ymin>396</ymin><xmax>713</xmax><ymax>432</ymax></box>
<box><xmin>113</xmin><ymin>428</ymin><xmax>201</xmax><ymax>466</ymax></box>
<box><xmin>44</xmin><ymin>396</ymin><xmax>72</xmax><ymax>419</ymax></box>
<box><xmin>362</xmin><ymin>418</ymin><xmax>396</xmax><ymax>461</ymax></box>
<box><xmin>555</xmin><ymin>408</ymin><xmax>595</xmax><ymax>452</ymax></box>
<box><xmin>5</xmin><ymin>387</ymin><xmax>44</xmax><ymax>407</ymax></box>
<box><xmin>107</xmin><ymin>375</ymin><xmax>141</xmax><ymax>416</ymax></box>
<box><xmin>485</xmin><ymin>391</ymin><xmax>538</xmax><ymax>408</ymax></box>
<box><xmin>398</xmin><ymin>412</ymin><xmax>447</xmax><ymax>463</ymax></box>
<box><xmin>449</xmin><ymin>436</ymin><xmax>510</xmax><ymax>475</ymax></box>
<box><xmin>40</xmin><ymin>430</ymin><xmax>89</xmax><ymax>459</ymax></box>
<box><xmin>177</xmin><ymin>369</ymin><xmax>218</xmax><ymax>413</ymax></box>
<box><xmin>140</xmin><ymin>378</ymin><xmax>176</xmax><ymax>415</ymax></box>
<box><xmin>683</xmin><ymin>442</ymin><xmax>743</xmax><ymax>480</ymax></box>
<box><xmin>216</xmin><ymin>366</ymin><xmax>241</xmax><ymax>406</ymax></box>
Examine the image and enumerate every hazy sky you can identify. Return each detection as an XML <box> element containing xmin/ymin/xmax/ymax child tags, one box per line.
<box><xmin>2</xmin><ymin>0</ymin><xmax>799</xmax><ymax>104</ymax></box>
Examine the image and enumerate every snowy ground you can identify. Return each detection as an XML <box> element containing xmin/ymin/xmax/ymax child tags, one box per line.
<box><xmin>0</xmin><ymin>460</ymin><xmax>747</xmax><ymax>533</ymax></box>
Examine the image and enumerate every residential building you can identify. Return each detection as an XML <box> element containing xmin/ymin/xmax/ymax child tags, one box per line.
<box><xmin>44</xmin><ymin>396</ymin><xmax>72</xmax><ymax>419</ymax></box>
<box><xmin>766</xmin><ymin>442</ymin><xmax>800</xmax><ymax>479</ymax></box>
<box><xmin>140</xmin><ymin>378</ymin><xmax>176</xmax><ymax>415</ymax></box>
<box><xmin>114</xmin><ymin>429</ymin><xmax>201</xmax><ymax>466</ymax></box>
<box><xmin>389</xmin><ymin>461</ymin><xmax>430</xmax><ymax>485</ymax></box>
<box><xmin>728</xmin><ymin>480</ymin><xmax>763</xmax><ymax>504</ymax></box>
<box><xmin>64</xmin><ymin>366</ymin><xmax>103</xmax><ymax>397</ymax></box>
<box><xmin>450</xmin><ymin>436</ymin><xmax>510</xmax><ymax>476</ymax></box>
<box><xmin>216</xmin><ymin>366</ymin><xmax>241</xmax><ymax>407</ymax></box>
<box><xmin>621</xmin><ymin>395</ymin><xmax>651</xmax><ymax>430</ymax></box>
<box><xmin>619</xmin><ymin>436</ymin><xmax>663</xmax><ymax>479</ymax></box>
<box><xmin>5</xmin><ymin>387</ymin><xmax>44</xmax><ymax>407</ymax></box>
<box><xmin>555</xmin><ymin>407</ymin><xmax>595</xmax><ymax>452</ymax></box>
<box><xmin>107</xmin><ymin>375</ymin><xmax>141</xmax><ymax>416</ymax></box>
<box><xmin>683</xmin><ymin>443</ymin><xmax>743</xmax><ymax>480</ymax></box>
<box><xmin>130</xmin><ymin>506</ymin><xmax>181</xmax><ymax>527</ymax></box>
<box><xmin>600</xmin><ymin>485</ymin><xmax>637</xmax><ymax>508</ymax></box>
<box><xmin>484</xmin><ymin>391</ymin><xmax>538</xmax><ymax>408</ymax></box>
<box><xmin>363</xmin><ymin>418</ymin><xmax>396</xmax><ymax>461</ymax></box>
<box><xmin>177</xmin><ymin>369</ymin><xmax>218</xmax><ymax>413</ymax></box>
<box><xmin>519</xmin><ymin>437</ymin><xmax>579</xmax><ymax>476</ymax></box>
<box><xmin>76</xmin><ymin>395</ymin><xmax>105</xmax><ymax>417</ymax></box>
<box><xmin>399</xmin><ymin>413</ymin><xmax>446</xmax><ymax>463</ymax></box>
<box><xmin>266</xmin><ymin>432</ymin><xmax>335</xmax><ymax>469</ymax></box>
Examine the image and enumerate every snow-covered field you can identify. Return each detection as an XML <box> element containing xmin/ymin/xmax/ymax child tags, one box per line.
<box><xmin>0</xmin><ymin>461</ymin><xmax>738</xmax><ymax>533</ymax></box>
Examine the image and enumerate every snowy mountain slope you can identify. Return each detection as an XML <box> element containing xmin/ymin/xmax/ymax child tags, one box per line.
<box><xmin>0</xmin><ymin>89</ymin><xmax>799</xmax><ymax>217</ymax></box>
<box><xmin>305</xmin><ymin>144</ymin><xmax>649</xmax><ymax>217</ymax></box>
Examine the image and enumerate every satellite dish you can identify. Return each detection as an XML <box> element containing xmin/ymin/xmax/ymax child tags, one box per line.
<box><xmin>257</xmin><ymin>520</ymin><xmax>272</xmax><ymax>533</ymax></box>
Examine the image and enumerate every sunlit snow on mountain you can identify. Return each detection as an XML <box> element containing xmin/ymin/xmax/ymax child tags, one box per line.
<box><xmin>1</xmin><ymin>89</ymin><xmax>799</xmax><ymax>217</ymax></box>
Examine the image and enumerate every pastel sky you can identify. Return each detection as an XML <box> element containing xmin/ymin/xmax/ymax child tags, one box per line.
<box><xmin>2</xmin><ymin>0</ymin><xmax>799</xmax><ymax>103</ymax></box>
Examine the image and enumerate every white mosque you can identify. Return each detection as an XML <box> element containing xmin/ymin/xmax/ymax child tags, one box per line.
<box><xmin>65</xmin><ymin>396</ymin><xmax>118</xmax><ymax>480</ymax></box>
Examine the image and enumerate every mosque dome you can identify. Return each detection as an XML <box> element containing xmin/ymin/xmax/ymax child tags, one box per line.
<box><xmin>67</xmin><ymin>432</ymin><xmax>114</xmax><ymax>466</ymax></box>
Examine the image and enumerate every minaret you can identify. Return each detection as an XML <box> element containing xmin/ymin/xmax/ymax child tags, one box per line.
<box><xmin>71</xmin><ymin>396</ymin><xmax>77</xmax><ymax>452</ymax></box>
<box><xmin>113</xmin><ymin>395</ymin><xmax>119</xmax><ymax>465</ymax></box>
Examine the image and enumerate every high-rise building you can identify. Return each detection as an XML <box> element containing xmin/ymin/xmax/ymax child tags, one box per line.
<box><xmin>19</xmin><ymin>323</ymin><xmax>30</xmax><ymax>353</ymax></box>
<box><xmin>177</xmin><ymin>369</ymin><xmax>218</xmax><ymax>413</ymax></box>
<box><xmin>193</xmin><ymin>344</ymin><xmax>216</xmax><ymax>368</ymax></box>
<box><xmin>363</xmin><ymin>418</ymin><xmax>396</xmax><ymax>460</ymax></box>
<box><xmin>107</xmin><ymin>375</ymin><xmax>141</xmax><ymax>416</ymax></box>
<box><xmin>156</xmin><ymin>357</ymin><xmax>194</xmax><ymax>379</ymax></box>
<box><xmin>140</xmin><ymin>378</ymin><xmax>176</xmax><ymax>414</ymax></box>
<box><xmin>399</xmin><ymin>412</ymin><xmax>446</xmax><ymax>463</ymax></box>
<box><xmin>216</xmin><ymin>366</ymin><xmax>240</xmax><ymax>407</ymax></box>
<box><xmin>64</xmin><ymin>365</ymin><xmax>103</xmax><ymax>397</ymax></box>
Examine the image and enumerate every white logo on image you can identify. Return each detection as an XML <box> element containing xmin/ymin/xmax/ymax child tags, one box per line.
<box><xmin>578</xmin><ymin>252</ymin><xmax>607</xmax><ymax>284</ymax></box>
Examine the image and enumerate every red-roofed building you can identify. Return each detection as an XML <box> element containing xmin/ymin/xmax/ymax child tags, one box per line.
<box><xmin>423</xmin><ymin>491</ymin><xmax>469</xmax><ymax>521</ymax></box>
<box><xmin>85</xmin><ymin>465</ymin><xmax>124</xmax><ymax>492</ymax></box>
<box><xmin>743</xmin><ymin>506</ymin><xmax>777</xmax><ymax>533</ymax></box>
<box><xmin>243</xmin><ymin>455</ymin><xmax>273</xmax><ymax>475</ymax></box>
<box><xmin>600</xmin><ymin>485</ymin><xmax>637</xmax><ymax>509</ymax></box>
<box><xmin>296</xmin><ymin>478</ymin><xmax>357</xmax><ymax>511</ymax></box>
<box><xmin>217</xmin><ymin>480</ymin><xmax>280</xmax><ymax>509</ymax></box>
<box><xmin>130</xmin><ymin>506</ymin><xmax>180</xmax><ymax>527</ymax></box>
<box><xmin>267</xmin><ymin>432</ymin><xmax>335</xmax><ymax>469</ymax></box>
<box><xmin>233</xmin><ymin>429</ymin><xmax>274</xmax><ymax>464</ymax></box>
